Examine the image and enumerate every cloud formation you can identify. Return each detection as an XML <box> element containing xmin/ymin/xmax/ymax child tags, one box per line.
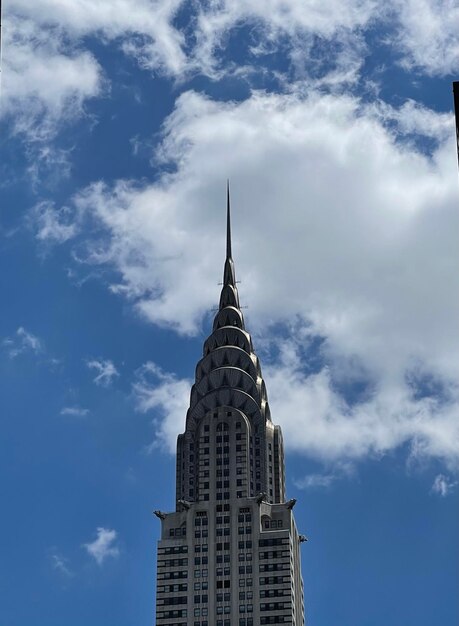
<box><xmin>60</xmin><ymin>406</ymin><xmax>90</xmax><ymax>417</ymax></box>
<box><xmin>133</xmin><ymin>362</ymin><xmax>191</xmax><ymax>452</ymax></box>
<box><xmin>2</xmin><ymin>327</ymin><xmax>43</xmax><ymax>358</ymax></box>
<box><xmin>83</xmin><ymin>527</ymin><xmax>120</xmax><ymax>565</ymax></box>
<box><xmin>264</xmin><ymin>337</ymin><xmax>458</xmax><ymax>467</ymax></box>
<box><xmin>36</xmin><ymin>86</ymin><xmax>458</xmax><ymax>469</ymax></box>
<box><xmin>2</xmin><ymin>14</ymin><xmax>102</xmax><ymax>140</ymax></box>
<box><xmin>431</xmin><ymin>473</ymin><xmax>457</xmax><ymax>497</ymax></box>
<box><xmin>394</xmin><ymin>0</ymin><xmax>459</xmax><ymax>76</ymax></box>
<box><xmin>50</xmin><ymin>551</ymin><xmax>73</xmax><ymax>577</ymax></box>
<box><xmin>5</xmin><ymin>0</ymin><xmax>457</xmax><ymax>132</ymax></box>
<box><xmin>86</xmin><ymin>359</ymin><xmax>119</xmax><ymax>387</ymax></box>
<box><xmin>31</xmin><ymin>201</ymin><xmax>79</xmax><ymax>244</ymax></box>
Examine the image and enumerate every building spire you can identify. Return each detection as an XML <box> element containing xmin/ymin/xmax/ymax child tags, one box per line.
<box><xmin>226</xmin><ymin>180</ymin><xmax>232</xmax><ymax>260</ymax></box>
<box><xmin>222</xmin><ymin>181</ymin><xmax>237</xmax><ymax>291</ymax></box>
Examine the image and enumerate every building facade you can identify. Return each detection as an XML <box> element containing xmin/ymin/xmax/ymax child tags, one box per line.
<box><xmin>154</xmin><ymin>191</ymin><xmax>305</xmax><ymax>626</ymax></box>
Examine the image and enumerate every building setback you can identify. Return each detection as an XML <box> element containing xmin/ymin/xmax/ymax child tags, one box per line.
<box><xmin>154</xmin><ymin>189</ymin><xmax>306</xmax><ymax>626</ymax></box>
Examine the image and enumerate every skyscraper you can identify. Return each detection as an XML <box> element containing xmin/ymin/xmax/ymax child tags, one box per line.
<box><xmin>154</xmin><ymin>189</ymin><xmax>305</xmax><ymax>626</ymax></box>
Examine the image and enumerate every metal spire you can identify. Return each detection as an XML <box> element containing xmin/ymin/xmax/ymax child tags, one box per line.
<box><xmin>221</xmin><ymin>180</ymin><xmax>238</xmax><ymax>296</ymax></box>
<box><xmin>226</xmin><ymin>180</ymin><xmax>232</xmax><ymax>260</ymax></box>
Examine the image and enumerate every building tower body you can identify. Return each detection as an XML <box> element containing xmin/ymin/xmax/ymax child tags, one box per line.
<box><xmin>155</xmin><ymin>191</ymin><xmax>305</xmax><ymax>626</ymax></box>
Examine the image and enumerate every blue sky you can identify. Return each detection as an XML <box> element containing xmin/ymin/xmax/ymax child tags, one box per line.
<box><xmin>1</xmin><ymin>1</ymin><xmax>458</xmax><ymax>625</ymax></box>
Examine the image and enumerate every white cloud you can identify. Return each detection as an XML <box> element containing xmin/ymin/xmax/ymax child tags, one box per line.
<box><xmin>294</xmin><ymin>462</ymin><xmax>355</xmax><ymax>490</ymax></box>
<box><xmin>294</xmin><ymin>473</ymin><xmax>337</xmax><ymax>490</ymax></box>
<box><xmin>264</xmin><ymin>337</ymin><xmax>458</xmax><ymax>467</ymax></box>
<box><xmin>2</xmin><ymin>14</ymin><xmax>102</xmax><ymax>140</ymax></box>
<box><xmin>60</xmin><ymin>406</ymin><xmax>90</xmax><ymax>417</ymax></box>
<box><xmin>7</xmin><ymin>0</ymin><xmax>376</xmax><ymax>83</ymax></box>
<box><xmin>83</xmin><ymin>527</ymin><xmax>119</xmax><ymax>565</ymax></box>
<box><xmin>31</xmin><ymin>201</ymin><xmax>79</xmax><ymax>244</ymax></box>
<box><xmin>87</xmin><ymin>359</ymin><xmax>119</xmax><ymax>387</ymax></box>
<box><xmin>394</xmin><ymin>0</ymin><xmax>459</xmax><ymax>76</ymax></box>
<box><xmin>37</xmin><ymin>87</ymin><xmax>459</xmax><ymax>468</ymax></box>
<box><xmin>50</xmin><ymin>551</ymin><xmax>73</xmax><ymax>577</ymax></box>
<box><xmin>4</xmin><ymin>0</ymin><xmax>455</xmax><ymax>169</ymax></box>
<box><xmin>431</xmin><ymin>473</ymin><xmax>457</xmax><ymax>496</ymax></box>
<box><xmin>8</xmin><ymin>0</ymin><xmax>187</xmax><ymax>77</ymax></box>
<box><xmin>3</xmin><ymin>327</ymin><xmax>43</xmax><ymax>358</ymax></box>
<box><xmin>133</xmin><ymin>362</ymin><xmax>191</xmax><ymax>453</ymax></box>
<box><xmin>189</xmin><ymin>0</ymin><xmax>377</xmax><ymax>79</ymax></box>
<box><xmin>370</xmin><ymin>99</ymin><xmax>454</xmax><ymax>143</ymax></box>
<box><xmin>3</xmin><ymin>0</ymin><xmax>455</xmax><ymax>154</ymax></box>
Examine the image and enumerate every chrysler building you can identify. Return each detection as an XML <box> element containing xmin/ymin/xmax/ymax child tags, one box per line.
<box><xmin>154</xmin><ymin>188</ymin><xmax>305</xmax><ymax>625</ymax></box>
